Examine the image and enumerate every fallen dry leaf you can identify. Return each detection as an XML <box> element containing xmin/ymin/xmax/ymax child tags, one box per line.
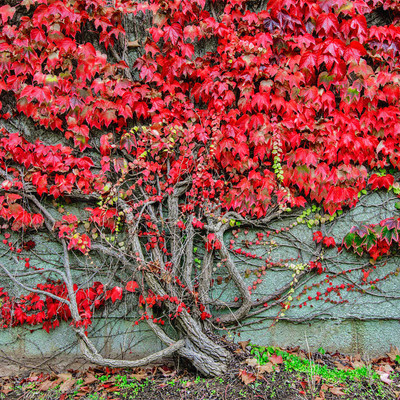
<box><xmin>245</xmin><ymin>358</ymin><xmax>259</xmax><ymax>367</ymax></box>
<box><xmin>256</xmin><ymin>362</ymin><xmax>275</xmax><ymax>374</ymax></box>
<box><xmin>383</xmin><ymin>364</ymin><xmax>394</xmax><ymax>373</ymax></box>
<box><xmin>131</xmin><ymin>371</ymin><xmax>148</xmax><ymax>381</ymax></box>
<box><xmin>28</xmin><ymin>373</ymin><xmax>40</xmax><ymax>382</ymax></box>
<box><xmin>239</xmin><ymin>369</ymin><xmax>256</xmax><ymax>385</ymax></box>
<box><xmin>269</xmin><ymin>354</ymin><xmax>283</xmax><ymax>365</ymax></box>
<box><xmin>238</xmin><ymin>340</ymin><xmax>250</xmax><ymax>351</ymax></box>
<box><xmin>377</xmin><ymin>371</ymin><xmax>393</xmax><ymax>385</ymax></box>
<box><xmin>351</xmin><ymin>360</ymin><xmax>365</xmax><ymax>369</ymax></box>
<box><xmin>320</xmin><ymin>383</ymin><xmax>329</xmax><ymax>391</ymax></box>
<box><xmin>59</xmin><ymin>377</ymin><xmax>76</xmax><ymax>393</ymax></box>
<box><xmin>333</xmin><ymin>361</ymin><xmax>352</xmax><ymax>371</ymax></box>
<box><xmin>127</xmin><ymin>40</ymin><xmax>140</xmax><ymax>48</ymax></box>
<box><xmin>57</xmin><ymin>373</ymin><xmax>73</xmax><ymax>382</ymax></box>
<box><xmin>37</xmin><ymin>379</ymin><xmax>61</xmax><ymax>391</ymax></box>
<box><xmin>105</xmin><ymin>386</ymin><xmax>120</xmax><ymax>392</ymax></box>
<box><xmin>387</xmin><ymin>346</ymin><xmax>400</xmax><ymax>363</ymax></box>
<box><xmin>0</xmin><ymin>383</ymin><xmax>13</xmax><ymax>394</ymax></box>
<box><xmin>330</xmin><ymin>386</ymin><xmax>346</xmax><ymax>396</ymax></box>
<box><xmin>157</xmin><ymin>366</ymin><xmax>176</xmax><ymax>377</ymax></box>
<box><xmin>75</xmin><ymin>385</ymin><xmax>91</xmax><ymax>397</ymax></box>
<box><xmin>83</xmin><ymin>373</ymin><xmax>97</xmax><ymax>385</ymax></box>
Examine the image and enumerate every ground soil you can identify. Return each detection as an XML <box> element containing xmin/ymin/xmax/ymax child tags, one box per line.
<box><xmin>1</xmin><ymin>338</ymin><xmax>400</xmax><ymax>400</ymax></box>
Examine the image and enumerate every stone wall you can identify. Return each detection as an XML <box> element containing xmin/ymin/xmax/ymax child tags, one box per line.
<box><xmin>1</xmin><ymin>191</ymin><xmax>400</xmax><ymax>375</ymax></box>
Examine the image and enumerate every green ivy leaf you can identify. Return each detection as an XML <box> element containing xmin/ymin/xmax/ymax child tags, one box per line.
<box><xmin>343</xmin><ymin>233</ymin><xmax>355</xmax><ymax>249</ymax></box>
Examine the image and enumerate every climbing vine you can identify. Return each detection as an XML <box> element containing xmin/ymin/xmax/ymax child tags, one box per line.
<box><xmin>0</xmin><ymin>0</ymin><xmax>400</xmax><ymax>376</ymax></box>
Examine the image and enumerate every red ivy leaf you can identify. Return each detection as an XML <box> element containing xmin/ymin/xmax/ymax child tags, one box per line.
<box><xmin>368</xmin><ymin>174</ymin><xmax>394</xmax><ymax>190</ymax></box>
<box><xmin>163</xmin><ymin>23</ymin><xmax>183</xmax><ymax>45</ymax></box>
<box><xmin>106</xmin><ymin>287</ymin><xmax>123</xmax><ymax>303</ymax></box>
<box><xmin>316</xmin><ymin>13</ymin><xmax>339</xmax><ymax>36</ymax></box>
<box><xmin>126</xmin><ymin>281</ymin><xmax>139</xmax><ymax>293</ymax></box>
<box><xmin>0</xmin><ymin>5</ymin><xmax>15</xmax><ymax>24</ymax></box>
<box><xmin>323</xmin><ymin>236</ymin><xmax>336</xmax><ymax>247</ymax></box>
<box><xmin>344</xmin><ymin>41</ymin><xmax>367</xmax><ymax>63</ymax></box>
<box><xmin>313</xmin><ymin>231</ymin><xmax>323</xmax><ymax>243</ymax></box>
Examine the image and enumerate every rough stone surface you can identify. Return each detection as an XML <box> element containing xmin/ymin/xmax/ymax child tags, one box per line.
<box><xmin>1</xmin><ymin>191</ymin><xmax>400</xmax><ymax>369</ymax></box>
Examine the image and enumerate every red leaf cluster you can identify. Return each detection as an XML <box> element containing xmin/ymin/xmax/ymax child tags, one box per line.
<box><xmin>0</xmin><ymin>0</ymin><xmax>400</xmax><ymax>332</ymax></box>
